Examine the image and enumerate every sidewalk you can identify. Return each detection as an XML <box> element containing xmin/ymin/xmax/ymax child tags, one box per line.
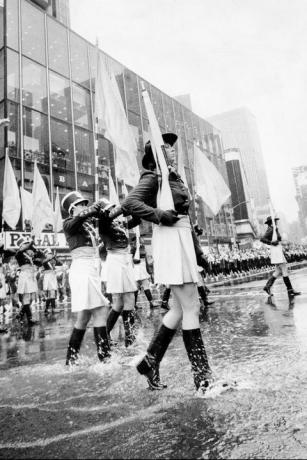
<box><xmin>206</xmin><ymin>260</ymin><xmax>307</xmax><ymax>289</ymax></box>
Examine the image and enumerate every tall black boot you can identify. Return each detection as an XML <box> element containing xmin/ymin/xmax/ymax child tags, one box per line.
<box><xmin>263</xmin><ymin>275</ymin><xmax>276</xmax><ymax>295</ymax></box>
<box><xmin>50</xmin><ymin>298</ymin><xmax>56</xmax><ymax>312</ymax></box>
<box><xmin>136</xmin><ymin>324</ymin><xmax>176</xmax><ymax>390</ymax></box>
<box><xmin>283</xmin><ymin>276</ymin><xmax>301</xmax><ymax>296</ymax></box>
<box><xmin>182</xmin><ymin>329</ymin><xmax>211</xmax><ymax>393</ymax></box>
<box><xmin>122</xmin><ymin>310</ymin><xmax>136</xmax><ymax>347</ymax></box>
<box><xmin>93</xmin><ymin>326</ymin><xmax>111</xmax><ymax>362</ymax></box>
<box><xmin>66</xmin><ymin>328</ymin><xmax>86</xmax><ymax>365</ymax></box>
<box><xmin>198</xmin><ymin>286</ymin><xmax>214</xmax><ymax>306</ymax></box>
<box><xmin>144</xmin><ymin>289</ymin><xmax>158</xmax><ymax>309</ymax></box>
<box><xmin>161</xmin><ymin>287</ymin><xmax>171</xmax><ymax>310</ymax></box>
<box><xmin>106</xmin><ymin>309</ymin><xmax>121</xmax><ymax>334</ymax></box>
<box><xmin>45</xmin><ymin>299</ymin><xmax>51</xmax><ymax>315</ymax></box>
<box><xmin>24</xmin><ymin>304</ymin><xmax>38</xmax><ymax>325</ymax></box>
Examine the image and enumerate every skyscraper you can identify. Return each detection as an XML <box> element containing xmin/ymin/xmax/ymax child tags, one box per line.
<box><xmin>208</xmin><ymin>107</ymin><xmax>271</xmax><ymax>227</ymax></box>
<box><xmin>292</xmin><ymin>165</ymin><xmax>307</xmax><ymax>235</ymax></box>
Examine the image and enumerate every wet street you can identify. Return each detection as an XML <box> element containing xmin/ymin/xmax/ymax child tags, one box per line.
<box><xmin>0</xmin><ymin>268</ymin><xmax>307</xmax><ymax>459</ymax></box>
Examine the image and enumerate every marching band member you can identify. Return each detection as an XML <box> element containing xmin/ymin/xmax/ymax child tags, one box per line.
<box><xmin>121</xmin><ymin>132</ymin><xmax>212</xmax><ymax>393</ymax></box>
<box><xmin>42</xmin><ymin>248</ymin><xmax>58</xmax><ymax>315</ymax></box>
<box><xmin>62</xmin><ymin>191</ymin><xmax>111</xmax><ymax>365</ymax></box>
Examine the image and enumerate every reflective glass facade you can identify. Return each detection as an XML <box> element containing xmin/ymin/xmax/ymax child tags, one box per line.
<box><xmin>0</xmin><ymin>0</ymin><xmax>234</xmax><ymax>243</ymax></box>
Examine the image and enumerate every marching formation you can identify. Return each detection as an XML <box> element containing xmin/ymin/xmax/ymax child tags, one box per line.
<box><xmin>1</xmin><ymin>131</ymin><xmax>306</xmax><ymax>394</ymax></box>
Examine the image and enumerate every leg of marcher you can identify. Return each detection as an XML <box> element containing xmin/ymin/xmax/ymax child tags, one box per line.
<box><xmin>121</xmin><ymin>293</ymin><xmax>137</xmax><ymax>347</ymax></box>
<box><xmin>66</xmin><ymin>310</ymin><xmax>90</xmax><ymax>365</ymax></box>
<box><xmin>160</xmin><ymin>286</ymin><xmax>171</xmax><ymax>310</ymax></box>
<box><xmin>92</xmin><ymin>306</ymin><xmax>110</xmax><ymax>361</ymax></box>
<box><xmin>136</xmin><ymin>294</ymin><xmax>182</xmax><ymax>390</ymax></box>
<box><xmin>174</xmin><ymin>283</ymin><xmax>211</xmax><ymax>393</ymax></box>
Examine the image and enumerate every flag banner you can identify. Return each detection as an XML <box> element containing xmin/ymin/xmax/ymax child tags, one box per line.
<box><xmin>108</xmin><ymin>170</ymin><xmax>120</xmax><ymax>206</ymax></box>
<box><xmin>95</xmin><ymin>52</ymin><xmax>139</xmax><ymax>187</ymax></box>
<box><xmin>194</xmin><ymin>144</ymin><xmax>231</xmax><ymax>215</ymax></box>
<box><xmin>2</xmin><ymin>154</ymin><xmax>21</xmax><ymax>229</ymax></box>
<box><xmin>141</xmin><ymin>86</ymin><xmax>174</xmax><ymax>211</ymax></box>
<box><xmin>32</xmin><ymin>162</ymin><xmax>54</xmax><ymax>237</ymax></box>
<box><xmin>20</xmin><ymin>187</ymin><xmax>33</xmax><ymax>224</ymax></box>
<box><xmin>54</xmin><ymin>186</ymin><xmax>63</xmax><ymax>233</ymax></box>
<box><xmin>176</xmin><ymin>136</ymin><xmax>190</xmax><ymax>190</ymax></box>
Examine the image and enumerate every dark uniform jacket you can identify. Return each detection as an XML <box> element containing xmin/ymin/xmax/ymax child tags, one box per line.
<box><xmin>260</xmin><ymin>226</ymin><xmax>282</xmax><ymax>245</ymax></box>
<box><xmin>63</xmin><ymin>215</ymin><xmax>98</xmax><ymax>252</ymax></box>
<box><xmin>121</xmin><ymin>170</ymin><xmax>204</xmax><ymax>264</ymax></box>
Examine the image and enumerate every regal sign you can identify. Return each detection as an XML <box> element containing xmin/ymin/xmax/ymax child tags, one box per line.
<box><xmin>2</xmin><ymin>232</ymin><xmax>68</xmax><ymax>249</ymax></box>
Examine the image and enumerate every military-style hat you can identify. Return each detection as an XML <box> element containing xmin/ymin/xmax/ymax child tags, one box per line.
<box><xmin>142</xmin><ymin>132</ymin><xmax>178</xmax><ymax>169</ymax></box>
<box><xmin>264</xmin><ymin>216</ymin><xmax>280</xmax><ymax>225</ymax></box>
<box><xmin>61</xmin><ymin>191</ymin><xmax>88</xmax><ymax>215</ymax></box>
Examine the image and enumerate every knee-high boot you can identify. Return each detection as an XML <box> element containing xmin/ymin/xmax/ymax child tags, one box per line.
<box><xmin>161</xmin><ymin>287</ymin><xmax>171</xmax><ymax>310</ymax></box>
<box><xmin>263</xmin><ymin>275</ymin><xmax>276</xmax><ymax>295</ymax></box>
<box><xmin>23</xmin><ymin>304</ymin><xmax>37</xmax><ymax>325</ymax></box>
<box><xmin>122</xmin><ymin>310</ymin><xmax>136</xmax><ymax>347</ymax></box>
<box><xmin>106</xmin><ymin>309</ymin><xmax>121</xmax><ymax>334</ymax></box>
<box><xmin>136</xmin><ymin>324</ymin><xmax>176</xmax><ymax>390</ymax></box>
<box><xmin>283</xmin><ymin>276</ymin><xmax>301</xmax><ymax>296</ymax></box>
<box><xmin>93</xmin><ymin>326</ymin><xmax>111</xmax><ymax>361</ymax></box>
<box><xmin>66</xmin><ymin>328</ymin><xmax>86</xmax><ymax>365</ymax></box>
<box><xmin>134</xmin><ymin>290</ymin><xmax>139</xmax><ymax>309</ymax></box>
<box><xmin>182</xmin><ymin>328</ymin><xmax>211</xmax><ymax>393</ymax></box>
<box><xmin>197</xmin><ymin>286</ymin><xmax>214</xmax><ymax>306</ymax></box>
<box><xmin>144</xmin><ymin>289</ymin><xmax>155</xmax><ymax>309</ymax></box>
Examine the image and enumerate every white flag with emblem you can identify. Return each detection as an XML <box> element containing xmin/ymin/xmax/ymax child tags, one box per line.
<box><xmin>2</xmin><ymin>153</ymin><xmax>21</xmax><ymax>229</ymax></box>
<box><xmin>31</xmin><ymin>162</ymin><xmax>54</xmax><ymax>236</ymax></box>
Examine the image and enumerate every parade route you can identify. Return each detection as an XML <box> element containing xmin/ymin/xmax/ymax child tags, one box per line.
<box><xmin>0</xmin><ymin>267</ymin><xmax>306</xmax><ymax>459</ymax></box>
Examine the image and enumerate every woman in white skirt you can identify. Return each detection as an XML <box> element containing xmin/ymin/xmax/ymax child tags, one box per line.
<box><xmin>15</xmin><ymin>237</ymin><xmax>44</xmax><ymax>325</ymax></box>
<box><xmin>62</xmin><ymin>191</ymin><xmax>111</xmax><ymax>365</ymax></box>
<box><xmin>98</xmin><ymin>214</ymin><xmax>140</xmax><ymax>348</ymax></box>
<box><xmin>121</xmin><ymin>133</ymin><xmax>212</xmax><ymax>392</ymax></box>
<box><xmin>42</xmin><ymin>249</ymin><xmax>58</xmax><ymax>314</ymax></box>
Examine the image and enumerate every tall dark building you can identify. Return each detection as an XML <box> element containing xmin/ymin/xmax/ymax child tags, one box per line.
<box><xmin>0</xmin><ymin>0</ymin><xmax>234</xmax><ymax>246</ymax></box>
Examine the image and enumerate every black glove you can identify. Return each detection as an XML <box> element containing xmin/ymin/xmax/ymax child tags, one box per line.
<box><xmin>159</xmin><ymin>209</ymin><xmax>179</xmax><ymax>226</ymax></box>
<box><xmin>79</xmin><ymin>203</ymin><xmax>101</xmax><ymax>219</ymax></box>
<box><xmin>271</xmin><ymin>241</ymin><xmax>279</xmax><ymax>246</ymax></box>
<box><xmin>133</xmin><ymin>258</ymin><xmax>141</xmax><ymax>264</ymax></box>
<box><xmin>277</xmin><ymin>235</ymin><xmax>282</xmax><ymax>241</ymax></box>
<box><xmin>197</xmin><ymin>254</ymin><xmax>209</xmax><ymax>270</ymax></box>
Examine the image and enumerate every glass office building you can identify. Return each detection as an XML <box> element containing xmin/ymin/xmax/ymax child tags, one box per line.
<box><xmin>0</xmin><ymin>0</ymin><xmax>235</xmax><ymax>245</ymax></box>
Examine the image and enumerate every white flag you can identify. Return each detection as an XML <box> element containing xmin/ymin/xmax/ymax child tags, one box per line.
<box><xmin>2</xmin><ymin>153</ymin><xmax>21</xmax><ymax>229</ymax></box>
<box><xmin>108</xmin><ymin>170</ymin><xmax>120</xmax><ymax>206</ymax></box>
<box><xmin>177</xmin><ymin>136</ymin><xmax>189</xmax><ymax>189</ymax></box>
<box><xmin>54</xmin><ymin>186</ymin><xmax>63</xmax><ymax>232</ymax></box>
<box><xmin>20</xmin><ymin>187</ymin><xmax>33</xmax><ymax>223</ymax></box>
<box><xmin>141</xmin><ymin>86</ymin><xmax>174</xmax><ymax>211</ymax></box>
<box><xmin>95</xmin><ymin>52</ymin><xmax>139</xmax><ymax>187</ymax></box>
<box><xmin>194</xmin><ymin>144</ymin><xmax>231</xmax><ymax>215</ymax></box>
<box><xmin>32</xmin><ymin>162</ymin><xmax>54</xmax><ymax>236</ymax></box>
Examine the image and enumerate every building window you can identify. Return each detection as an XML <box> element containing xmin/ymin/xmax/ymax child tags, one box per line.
<box><xmin>72</xmin><ymin>83</ymin><xmax>92</xmax><ymax>130</ymax></box>
<box><xmin>70</xmin><ymin>32</ymin><xmax>90</xmax><ymax>89</ymax></box>
<box><xmin>50</xmin><ymin>118</ymin><xmax>74</xmax><ymax>173</ymax></box>
<box><xmin>0</xmin><ymin>49</ymin><xmax>4</xmax><ymax>102</ymax></box>
<box><xmin>22</xmin><ymin>57</ymin><xmax>47</xmax><ymax>113</ymax></box>
<box><xmin>47</xmin><ymin>16</ymin><xmax>69</xmax><ymax>77</ymax></box>
<box><xmin>6</xmin><ymin>0</ymin><xmax>19</xmax><ymax>51</ymax></box>
<box><xmin>21</xmin><ymin>0</ymin><xmax>46</xmax><ymax>65</ymax></box>
<box><xmin>49</xmin><ymin>71</ymin><xmax>71</xmax><ymax>122</ymax></box>
<box><xmin>7</xmin><ymin>101</ymin><xmax>20</xmax><ymax>158</ymax></box>
<box><xmin>124</xmin><ymin>70</ymin><xmax>138</xmax><ymax>114</ymax></box>
<box><xmin>75</xmin><ymin>127</ymin><xmax>94</xmax><ymax>176</ymax></box>
<box><xmin>7</xmin><ymin>49</ymin><xmax>19</xmax><ymax>102</ymax></box>
<box><xmin>23</xmin><ymin>107</ymin><xmax>49</xmax><ymax>166</ymax></box>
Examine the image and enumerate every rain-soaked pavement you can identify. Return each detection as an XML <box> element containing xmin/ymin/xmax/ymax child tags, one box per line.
<box><xmin>0</xmin><ymin>268</ymin><xmax>307</xmax><ymax>459</ymax></box>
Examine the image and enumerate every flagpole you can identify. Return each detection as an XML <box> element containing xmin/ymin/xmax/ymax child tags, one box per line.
<box><xmin>93</xmin><ymin>39</ymin><xmax>100</xmax><ymax>202</ymax></box>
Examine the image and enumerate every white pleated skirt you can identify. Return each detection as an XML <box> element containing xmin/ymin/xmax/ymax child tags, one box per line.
<box><xmin>100</xmin><ymin>260</ymin><xmax>107</xmax><ymax>283</ymax></box>
<box><xmin>17</xmin><ymin>265</ymin><xmax>38</xmax><ymax>294</ymax></box>
<box><xmin>69</xmin><ymin>249</ymin><xmax>109</xmax><ymax>312</ymax></box>
<box><xmin>152</xmin><ymin>215</ymin><xmax>199</xmax><ymax>285</ymax></box>
<box><xmin>105</xmin><ymin>249</ymin><xmax>137</xmax><ymax>294</ymax></box>
<box><xmin>133</xmin><ymin>259</ymin><xmax>150</xmax><ymax>281</ymax></box>
<box><xmin>43</xmin><ymin>270</ymin><xmax>58</xmax><ymax>291</ymax></box>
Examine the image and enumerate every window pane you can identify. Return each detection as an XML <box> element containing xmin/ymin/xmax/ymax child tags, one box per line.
<box><xmin>49</xmin><ymin>71</ymin><xmax>71</xmax><ymax>122</ymax></box>
<box><xmin>0</xmin><ymin>49</ymin><xmax>3</xmax><ymax>101</ymax></box>
<box><xmin>7</xmin><ymin>49</ymin><xmax>19</xmax><ymax>102</ymax></box>
<box><xmin>47</xmin><ymin>17</ymin><xmax>69</xmax><ymax>76</ymax></box>
<box><xmin>21</xmin><ymin>0</ymin><xmax>46</xmax><ymax>64</ymax></box>
<box><xmin>7</xmin><ymin>101</ymin><xmax>20</xmax><ymax>159</ymax></box>
<box><xmin>0</xmin><ymin>0</ymin><xmax>4</xmax><ymax>49</ymax></box>
<box><xmin>72</xmin><ymin>83</ymin><xmax>92</xmax><ymax>129</ymax></box>
<box><xmin>6</xmin><ymin>0</ymin><xmax>19</xmax><ymax>51</ymax></box>
<box><xmin>70</xmin><ymin>32</ymin><xmax>90</xmax><ymax>88</ymax></box>
<box><xmin>23</xmin><ymin>107</ymin><xmax>49</xmax><ymax>166</ymax></box>
<box><xmin>22</xmin><ymin>57</ymin><xmax>47</xmax><ymax>113</ymax></box>
<box><xmin>50</xmin><ymin>118</ymin><xmax>75</xmax><ymax>189</ymax></box>
<box><xmin>75</xmin><ymin>127</ymin><xmax>94</xmax><ymax>175</ymax></box>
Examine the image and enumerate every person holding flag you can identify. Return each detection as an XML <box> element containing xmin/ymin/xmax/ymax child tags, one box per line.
<box><xmin>261</xmin><ymin>216</ymin><xmax>301</xmax><ymax>298</ymax></box>
<box><xmin>121</xmin><ymin>132</ymin><xmax>213</xmax><ymax>393</ymax></box>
